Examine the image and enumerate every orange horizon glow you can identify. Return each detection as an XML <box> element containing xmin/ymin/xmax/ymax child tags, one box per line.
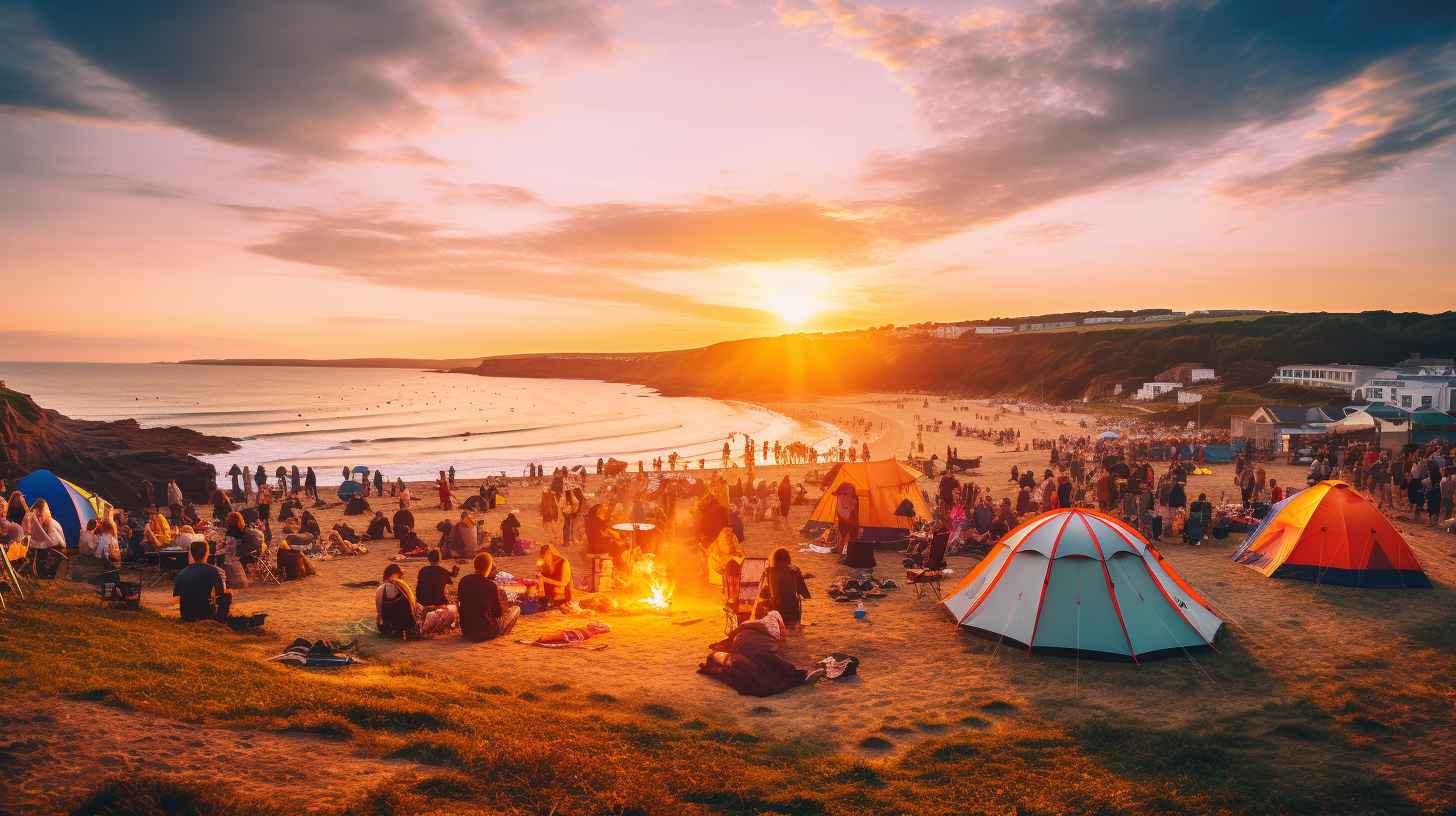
<box><xmin>0</xmin><ymin>1</ymin><xmax>1453</xmax><ymax>362</ymax></box>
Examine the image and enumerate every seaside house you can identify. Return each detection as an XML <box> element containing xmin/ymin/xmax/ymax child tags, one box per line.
<box><xmin>1270</xmin><ymin>363</ymin><xmax>1385</xmax><ymax>391</ymax></box>
<box><xmin>1155</xmin><ymin>363</ymin><xmax>1216</xmax><ymax>385</ymax></box>
<box><xmin>1231</xmin><ymin>405</ymin><xmax>1338</xmax><ymax>451</ymax></box>
<box><xmin>1355</xmin><ymin>374</ymin><xmax>1456</xmax><ymax>412</ymax></box>
<box><xmin>1133</xmin><ymin>381</ymin><xmax>1183</xmax><ymax>401</ymax></box>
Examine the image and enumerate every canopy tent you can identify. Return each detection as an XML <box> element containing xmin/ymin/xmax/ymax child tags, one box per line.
<box><xmin>941</xmin><ymin>508</ymin><xmax>1223</xmax><ymax>661</ymax></box>
<box><xmin>801</xmin><ymin>459</ymin><xmax>932</xmax><ymax>545</ymax></box>
<box><xmin>1409</xmin><ymin>409</ymin><xmax>1456</xmax><ymax>444</ymax></box>
<box><xmin>1098</xmin><ymin>431</ymin><xmax>1121</xmax><ymax>440</ymax></box>
<box><xmin>1232</xmin><ymin>480</ymin><xmax>1430</xmax><ymax>588</ymax></box>
<box><xmin>16</xmin><ymin>469</ymin><xmax>114</xmax><ymax>548</ymax></box>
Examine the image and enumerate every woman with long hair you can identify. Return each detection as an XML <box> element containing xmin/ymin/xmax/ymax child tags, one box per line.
<box><xmin>6</xmin><ymin>491</ymin><xmax>27</xmax><ymax>526</ymax></box>
<box><xmin>536</xmin><ymin>543</ymin><xmax>574</xmax><ymax>605</ymax></box>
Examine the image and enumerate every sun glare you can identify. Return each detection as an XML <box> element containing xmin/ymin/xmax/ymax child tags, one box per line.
<box><xmin>762</xmin><ymin>269</ymin><xmax>830</xmax><ymax>325</ymax></box>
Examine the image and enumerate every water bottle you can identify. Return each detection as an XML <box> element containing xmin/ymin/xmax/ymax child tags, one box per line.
<box><xmin>854</xmin><ymin>600</ymin><xmax>867</xmax><ymax>620</ymax></box>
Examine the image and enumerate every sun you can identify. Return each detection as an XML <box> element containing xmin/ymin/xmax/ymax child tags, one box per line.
<box><xmin>761</xmin><ymin>269</ymin><xmax>830</xmax><ymax>325</ymax></box>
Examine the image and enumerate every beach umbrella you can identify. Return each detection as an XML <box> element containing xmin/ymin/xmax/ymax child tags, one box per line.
<box><xmin>1098</xmin><ymin>431</ymin><xmax>1121</xmax><ymax>440</ymax></box>
<box><xmin>941</xmin><ymin>508</ymin><xmax>1224</xmax><ymax>660</ymax></box>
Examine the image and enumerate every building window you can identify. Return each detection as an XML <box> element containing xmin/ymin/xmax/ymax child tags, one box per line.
<box><xmin>1421</xmin><ymin>396</ymin><xmax>1432</xmax><ymax>408</ymax></box>
<box><xmin>1369</xmin><ymin>387</ymin><xmax>1382</xmax><ymax>399</ymax></box>
<box><xmin>1401</xmin><ymin>395</ymin><xmax>1412</xmax><ymax>408</ymax></box>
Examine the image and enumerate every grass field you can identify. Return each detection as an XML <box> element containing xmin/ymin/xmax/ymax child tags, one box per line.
<box><xmin>2</xmin><ymin>577</ymin><xmax>1447</xmax><ymax>816</ymax></box>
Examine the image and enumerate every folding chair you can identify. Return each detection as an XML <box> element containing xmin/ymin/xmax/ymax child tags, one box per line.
<box><xmin>721</xmin><ymin>556</ymin><xmax>767</xmax><ymax>634</ymax></box>
<box><xmin>249</xmin><ymin>550</ymin><xmax>283</xmax><ymax>586</ymax></box>
<box><xmin>906</xmin><ymin>531</ymin><xmax>948</xmax><ymax>600</ymax></box>
<box><xmin>2</xmin><ymin>537</ymin><xmax>30</xmax><ymax>608</ymax></box>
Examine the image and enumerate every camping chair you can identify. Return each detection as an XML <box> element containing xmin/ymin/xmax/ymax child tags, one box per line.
<box><xmin>722</xmin><ymin>556</ymin><xmax>767</xmax><ymax>635</ymax></box>
<box><xmin>247</xmin><ymin>547</ymin><xmax>283</xmax><ymax>586</ymax></box>
<box><xmin>2</xmin><ymin>537</ymin><xmax>31</xmax><ymax>608</ymax></box>
<box><xmin>905</xmin><ymin>531</ymin><xmax>948</xmax><ymax>600</ymax></box>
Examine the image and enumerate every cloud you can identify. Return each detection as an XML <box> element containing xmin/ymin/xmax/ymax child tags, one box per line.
<box><xmin>232</xmin><ymin>204</ymin><xmax>822</xmax><ymax>324</ymax></box>
<box><xmin>1218</xmin><ymin>49</ymin><xmax>1456</xmax><ymax>201</ymax></box>
<box><xmin>789</xmin><ymin>0</ymin><xmax>1456</xmax><ymax>231</ymax></box>
<box><xmin>1012</xmin><ymin>222</ymin><xmax>1087</xmax><ymax>244</ymax></box>
<box><xmin>778</xmin><ymin>0</ymin><xmax>941</xmax><ymax>69</ymax></box>
<box><xmin>2</xmin><ymin>0</ymin><xmax>611</xmax><ymax>158</ymax></box>
<box><xmin>430</xmin><ymin>180</ymin><xmax>543</xmax><ymax>207</ymax></box>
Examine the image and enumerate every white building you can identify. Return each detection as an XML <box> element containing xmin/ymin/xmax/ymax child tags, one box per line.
<box><xmin>1191</xmin><ymin>368</ymin><xmax>1216</xmax><ymax>383</ymax></box>
<box><xmin>1134</xmin><ymin>381</ymin><xmax>1183</xmax><ymax>401</ymax></box>
<box><xmin>1017</xmin><ymin>321</ymin><xmax>1078</xmax><ymax>332</ymax></box>
<box><xmin>1126</xmin><ymin>312</ymin><xmax>1187</xmax><ymax>323</ymax></box>
<box><xmin>1177</xmin><ymin>391</ymin><xmax>1204</xmax><ymax>404</ymax></box>
<box><xmin>1355</xmin><ymin>375</ymin><xmax>1456</xmax><ymax>412</ymax></box>
<box><xmin>1270</xmin><ymin>363</ymin><xmax>1385</xmax><ymax>391</ymax></box>
<box><xmin>930</xmin><ymin>325</ymin><xmax>972</xmax><ymax>340</ymax></box>
<box><xmin>1083</xmin><ymin>316</ymin><xmax>1125</xmax><ymax>325</ymax></box>
<box><xmin>973</xmin><ymin>326</ymin><xmax>1014</xmax><ymax>335</ymax></box>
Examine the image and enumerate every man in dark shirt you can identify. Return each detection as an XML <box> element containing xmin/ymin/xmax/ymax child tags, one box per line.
<box><xmin>457</xmin><ymin>552</ymin><xmax>519</xmax><ymax>642</ymax></box>
<box><xmin>173</xmin><ymin>539</ymin><xmax>231</xmax><ymax>622</ymax></box>
<box><xmin>415</xmin><ymin>549</ymin><xmax>457</xmax><ymax>607</ymax></box>
<box><xmin>392</xmin><ymin>505</ymin><xmax>415</xmax><ymax>542</ymax></box>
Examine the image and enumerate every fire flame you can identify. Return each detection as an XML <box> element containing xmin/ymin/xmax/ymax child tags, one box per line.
<box><xmin>634</xmin><ymin>558</ymin><xmax>674</xmax><ymax>610</ymax></box>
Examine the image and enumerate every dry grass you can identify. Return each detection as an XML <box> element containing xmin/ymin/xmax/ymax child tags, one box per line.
<box><xmin>1</xmin><ymin>581</ymin><xmax>1445</xmax><ymax>816</ymax></box>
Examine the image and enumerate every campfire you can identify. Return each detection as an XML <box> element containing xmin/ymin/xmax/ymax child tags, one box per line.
<box><xmin>631</xmin><ymin>557</ymin><xmax>675</xmax><ymax>611</ymax></box>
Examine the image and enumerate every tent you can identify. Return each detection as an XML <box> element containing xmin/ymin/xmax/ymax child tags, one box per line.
<box><xmin>1232</xmin><ymin>480</ymin><xmax>1430</xmax><ymax>588</ymax></box>
<box><xmin>16</xmin><ymin>469</ymin><xmax>114</xmax><ymax>548</ymax></box>
<box><xmin>800</xmin><ymin>459</ymin><xmax>932</xmax><ymax>545</ymax></box>
<box><xmin>1409</xmin><ymin>409</ymin><xmax>1456</xmax><ymax>445</ymax></box>
<box><xmin>941</xmin><ymin>508</ymin><xmax>1223</xmax><ymax>661</ymax></box>
<box><xmin>1098</xmin><ymin>431</ymin><xmax>1120</xmax><ymax>440</ymax></box>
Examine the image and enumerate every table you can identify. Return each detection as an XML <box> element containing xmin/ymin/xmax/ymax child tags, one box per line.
<box><xmin>612</xmin><ymin>522</ymin><xmax>657</xmax><ymax>553</ymax></box>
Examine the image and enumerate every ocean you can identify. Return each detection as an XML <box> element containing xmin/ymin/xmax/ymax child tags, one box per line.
<box><xmin>0</xmin><ymin>363</ymin><xmax>839</xmax><ymax>484</ymax></box>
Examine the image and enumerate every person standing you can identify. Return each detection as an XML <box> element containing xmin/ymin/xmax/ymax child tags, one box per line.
<box><xmin>304</xmin><ymin>467</ymin><xmax>317</xmax><ymax>500</ymax></box>
<box><xmin>436</xmin><ymin>471</ymin><xmax>452</xmax><ymax>511</ymax></box>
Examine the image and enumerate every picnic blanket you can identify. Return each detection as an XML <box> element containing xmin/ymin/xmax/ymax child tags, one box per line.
<box><xmin>268</xmin><ymin>638</ymin><xmax>362</xmax><ymax>668</ymax></box>
<box><xmin>518</xmin><ymin>621</ymin><xmax>611</xmax><ymax>649</ymax></box>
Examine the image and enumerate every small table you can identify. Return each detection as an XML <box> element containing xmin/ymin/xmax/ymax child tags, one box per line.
<box><xmin>612</xmin><ymin>522</ymin><xmax>657</xmax><ymax>553</ymax></box>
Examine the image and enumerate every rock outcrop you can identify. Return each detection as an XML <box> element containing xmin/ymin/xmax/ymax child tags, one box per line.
<box><xmin>0</xmin><ymin>386</ymin><xmax>236</xmax><ymax>510</ymax></box>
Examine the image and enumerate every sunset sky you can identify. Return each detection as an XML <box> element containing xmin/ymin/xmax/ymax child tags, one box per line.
<box><xmin>2</xmin><ymin>0</ymin><xmax>1454</xmax><ymax>362</ymax></box>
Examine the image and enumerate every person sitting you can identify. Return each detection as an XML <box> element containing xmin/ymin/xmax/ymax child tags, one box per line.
<box><xmin>498</xmin><ymin>511</ymin><xmax>522</xmax><ymax>555</ymax></box>
<box><xmin>415</xmin><ymin>549</ymin><xmax>457</xmax><ymax>607</ymax></box>
<box><xmin>396</xmin><ymin>524</ymin><xmax>427</xmax><ymax>555</ymax></box>
<box><xmin>142</xmin><ymin>510</ymin><xmax>172</xmax><ymax>551</ymax></box>
<box><xmin>275</xmin><ymin>538</ymin><xmax>315</xmax><ymax>581</ymax></box>
<box><xmin>281</xmin><ymin>520</ymin><xmax>316</xmax><ymax>553</ymax></box>
<box><xmin>535</xmin><ymin>543</ymin><xmax>574</xmax><ymax>606</ymax></box>
<box><xmin>365</xmin><ymin>510</ymin><xmax>393</xmax><ymax>541</ymax></box>
<box><xmin>92</xmin><ymin>518</ymin><xmax>121</xmax><ymax>566</ymax></box>
<box><xmin>376</xmin><ymin>564</ymin><xmax>421</xmax><ymax>639</ymax></box>
<box><xmin>697</xmin><ymin>610</ymin><xmax>806</xmax><ymax>697</ymax></box>
<box><xmin>298</xmin><ymin>510</ymin><xmax>322</xmax><ymax>539</ymax></box>
<box><xmin>447</xmin><ymin>511</ymin><xmax>478</xmax><ymax>559</ymax></box>
<box><xmin>211</xmin><ymin>489</ymin><xmax>232</xmax><ymax>523</ymax></box>
<box><xmin>757</xmin><ymin>547</ymin><xmax>811</xmax><ymax>630</ymax></box>
<box><xmin>78</xmin><ymin>518</ymin><xmax>100</xmax><ymax>558</ymax></box>
<box><xmin>173</xmin><ymin>539</ymin><xmax>232</xmax><ymax>623</ymax></box>
<box><xmin>458</xmin><ymin>552</ymin><xmax>520</xmax><ymax>642</ymax></box>
<box><xmin>333</xmin><ymin>522</ymin><xmax>359</xmax><ymax>544</ymax></box>
<box><xmin>392</xmin><ymin>503</ymin><xmax>414</xmax><ymax>541</ymax></box>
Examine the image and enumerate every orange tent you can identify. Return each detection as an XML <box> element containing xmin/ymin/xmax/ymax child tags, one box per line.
<box><xmin>1232</xmin><ymin>481</ymin><xmax>1431</xmax><ymax>588</ymax></box>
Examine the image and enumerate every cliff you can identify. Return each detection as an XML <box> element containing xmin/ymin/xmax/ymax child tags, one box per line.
<box><xmin>465</xmin><ymin>311</ymin><xmax>1456</xmax><ymax>403</ymax></box>
<box><xmin>0</xmin><ymin>387</ymin><xmax>237</xmax><ymax>510</ymax></box>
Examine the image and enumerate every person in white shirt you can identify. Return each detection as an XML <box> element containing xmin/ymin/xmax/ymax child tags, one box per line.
<box><xmin>93</xmin><ymin>519</ymin><xmax>121</xmax><ymax>565</ymax></box>
<box><xmin>25</xmin><ymin>499</ymin><xmax>65</xmax><ymax>550</ymax></box>
<box><xmin>24</xmin><ymin>499</ymin><xmax>67</xmax><ymax>578</ymax></box>
<box><xmin>78</xmin><ymin>518</ymin><xmax>99</xmax><ymax>558</ymax></box>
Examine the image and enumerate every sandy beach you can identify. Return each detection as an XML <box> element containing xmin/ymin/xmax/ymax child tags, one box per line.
<box><xmin>5</xmin><ymin>394</ymin><xmax>1455</xmax><ymax>813</ymax></box>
